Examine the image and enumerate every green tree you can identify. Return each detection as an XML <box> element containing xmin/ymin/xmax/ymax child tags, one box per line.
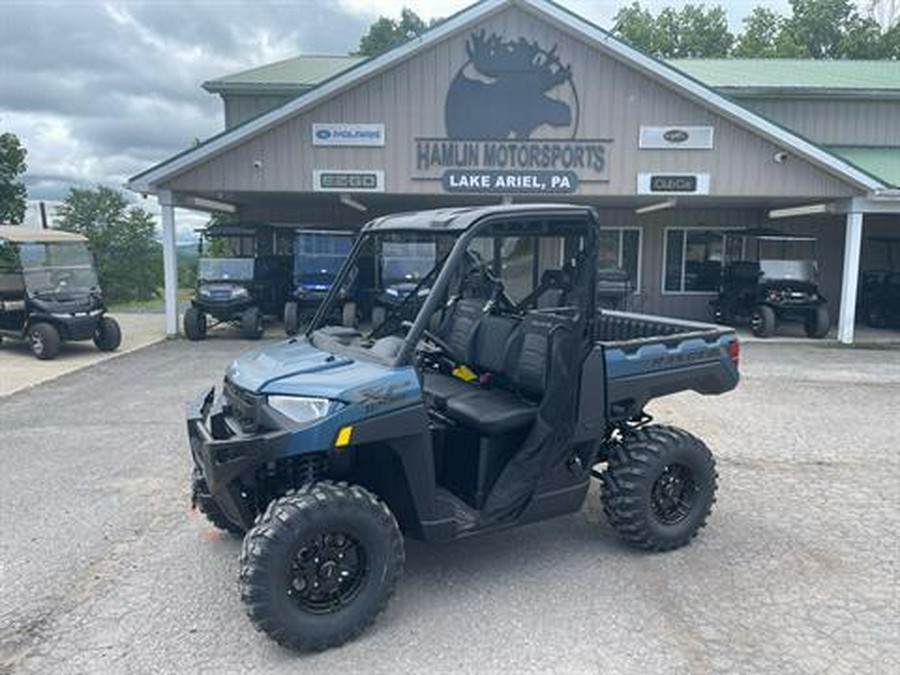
<box><xmin>0</xmin><ymin>132</ymin><xmax>28</xmax><ymax>224</ymax></box>
<box><xmin>613</xmin><ymin>3</ymin><xmax>733</xmax><ymax>57</ymax></box>
<box><xmin>734</xmin><ymin>7</ymin><xmax>788</xmax><ymax>56</ymax></box>
<box><xmin>784</xmin><ymin>0</ymin><xmax>886</xmax><ymax>58</ymax></box>
<box><xmin>56</xmin><ymin>186</ymin><xmax>163</xmax><ymax>302</ymax></box>
<box><xmin>356</xmin><ymin>7</ymin><xmax>434</xmax><ymax>57</ymax></box>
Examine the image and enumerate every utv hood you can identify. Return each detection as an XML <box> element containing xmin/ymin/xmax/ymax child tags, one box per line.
<box><xmin>225</xmin><ymin>337</ymin><xmax>421</xmax><ymax>407</ymax></box>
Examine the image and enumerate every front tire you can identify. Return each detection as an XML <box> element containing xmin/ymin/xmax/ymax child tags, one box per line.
<box><xmin>750</xmin><ymin>304</ymin><xmax>776</xmax><ymax>338</ymax></box>
<box><xmin>93</xmin><ymin>316</ymin><xmax>122</xmax><ymax>352</ymax></box>
<box><xmin>805</xmin><ymin>305</ymin><xmax>830</xmax><ymax>338</ymax></box>
<box><xmin>191</xmin><ymin>469</ymin><xmax>244</xmax><ymax>536</ymax></box>
<box><xmin>284</xmin><ymin>301</ymin><xmax>300</xmax><ymax>336</ymax></box>
<box><xmin>601</xmin><ymin>425</ymin><xmax>717</xmax><ymax>552</ymax></box>
<box><xmin>183</xmin><ymin>307</ymin><xmax>206</xmax><ymax>341</ymax></box>
<box><xmin>29</xmin><ymin>322</ymin><xmax>61</xmax><ymax>360</ymax></box>
<box><xmin>240</xmin><ymin>306</ymin><xmax>264</xmax><ymax>339</ymax></box>
<box><xmin>239</xmin><ymin>482</ymin><xmax>404</xmax><ymax>652</ymax></box>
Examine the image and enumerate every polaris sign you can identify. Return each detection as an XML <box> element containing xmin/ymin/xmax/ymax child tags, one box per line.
<box><xmin>312</xmin><ymin>123</ymin><xmax>385</xmax><ymax>147</ymax></box>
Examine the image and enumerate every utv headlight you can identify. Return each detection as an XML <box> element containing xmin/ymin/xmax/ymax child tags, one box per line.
<box><xmin>232</xmin><ymin>287</ymin><xmax>249</xmax><ymax>299</ymax></box>
<box><xmin>267</xmin><ymin>395</ymin><xmax>342</xmax><ymax>424</ymax></box>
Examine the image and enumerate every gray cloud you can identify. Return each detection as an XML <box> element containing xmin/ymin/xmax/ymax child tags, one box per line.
<box><xmin>1</xmin><ymin>0</ymin><xmax>370</xmax><ymax>208</ymax></box>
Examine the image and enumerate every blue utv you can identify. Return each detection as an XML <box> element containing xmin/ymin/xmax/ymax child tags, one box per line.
<box><xmin>187</xmin><ymin>205</ymin><xmax>740</xmax><ymax>652</ymax></box>
<box><xmin>282</xmin><ymin>230</ymin><xmax>354</xmax><ymax>336</ymax></box>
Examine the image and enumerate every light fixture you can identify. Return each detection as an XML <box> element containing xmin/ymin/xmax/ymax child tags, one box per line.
<box><xmin>768</xmin><ymin>203</ymin><xmax>831</xmax><ymax>219</ymax></box>
<box><xmin>635</xmin><ymin>199</ymin><xmax>677</xmax><ymax>214</ymax></box>
<box><xmin>340</xmin><ymin>194</ymin><xmax>368</xmax><ymax>213</ymax></box>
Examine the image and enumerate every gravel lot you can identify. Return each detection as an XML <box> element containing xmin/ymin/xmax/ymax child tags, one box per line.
<box><xmin>1</xmin><ymin>338</ymin><xmax>898</xmax><ymax>675</ymax></box>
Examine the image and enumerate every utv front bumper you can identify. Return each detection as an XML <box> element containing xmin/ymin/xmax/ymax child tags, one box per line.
<box><xmin>187</xmin><ymin>387</ymin><xmax>291</xmax><ymax>528</ymax></box>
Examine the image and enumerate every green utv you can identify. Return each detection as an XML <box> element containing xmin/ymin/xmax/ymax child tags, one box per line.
<box><xmin>187</xmin><ymin>205</ymin><xmax>740</xmax><ymax>651</ymax></box>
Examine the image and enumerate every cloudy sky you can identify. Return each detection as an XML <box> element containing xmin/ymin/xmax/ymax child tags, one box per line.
<box><xmin>2</xmin><ymin>0</ymin><xmax>790</xmax><ymax>232</ymax></box>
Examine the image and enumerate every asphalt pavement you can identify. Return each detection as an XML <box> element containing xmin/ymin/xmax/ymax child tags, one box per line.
<box><xmin>0</xmin><ymin>338</ymin><xmax>898</xmax><ymax>674</ymax></box>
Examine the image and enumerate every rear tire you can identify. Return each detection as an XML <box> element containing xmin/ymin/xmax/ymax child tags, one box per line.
<box><xmin>93</xmin><ymin>316</ymin><xmax>121</xmax><ymax>352</ymax></box>
<box><xmin>805</xmin><ymin>305</ymin><xmax>830</xmax><ymax>339</ymax></box>
<box><xmin>28</xmin><ymin>322</ymin><xmax>61</xmax><ymax>360</ymax></box>
<box><xmin>750</xmin><ymin>304</ymin><xmax>775</xmax><ymax>338</ymax></box>
<box><xmin>239</xmin><ymin>482</ymin><xmax>404</xmax><ymax>652</ymax></box>
<box><xmin>600</xmin><ymin>425</ymin><xmax>717</xmax><ymax>552</ymax></box>
<box><xmin>191</xmin><ymin>470</ymin><xmax>245</xmax><ymax>536</ymax></box>
<box><xmin>183</xmin><ymin>307</ymin><xmax>206</xmax><ymax>341</ymax></box>
<box><xmin>284</xmin><ymin>301</ymin><xmax>300</xmax><ymax>336</ymax></box>
<box><xmin>240</xmin><ymin>306</ymin><xmax>264</xmax><ymax>339</ymax></box>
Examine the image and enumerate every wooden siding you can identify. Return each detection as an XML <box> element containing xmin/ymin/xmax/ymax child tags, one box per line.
<box><xmin>223</xmin><ymin>94</ymin><xmax>297</xmax><ymax>129</ymax></box>
<box><xmin>738</xmin><ymin>98</ymin><xmax>900</xmax><ymax>147</ymax></box>
<box><xmin>165</xmin><ymin>6</ymin><xmax>858</xmax><ymax>200</ymax></box>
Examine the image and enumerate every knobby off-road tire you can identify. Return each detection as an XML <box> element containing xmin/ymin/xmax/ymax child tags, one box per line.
<box><xmin>601</xmin><ymin>425</ymin><xmax>717</xmax><ymax>552</ymax></box>
<box><xmin>191</xmin><ymin>470</ymin><xmax>245</xmax><ymax>536</ymax></box>
<box><xmin>751</xmin><ymin>304</ymin><xmax>776</xmax><ymax>338</ymax></box>
<box><xmin>239</xmin><ymin>481</ymin><xmax>404</xmax><ymax>652</ymax></box>
<box><xmin>283</xmin><ymin>301</ymin><xmax>300</xmax><ymax>336</ymax></box>
<box><xmin>805</xmin><ymin>305</ymin><xmax>830</xmax><ymax>339</ymax></box>
<box><xmin>240</xmin><ymin>306</ymin><xmax>264</xmax><ymax>340</ymax></box>
<box><xmin>93</xmin><ymin>316</ymin><xmax>122</xmax><ymax>352</ymax></box>
<box><xmin>29</xmin><ymin>322</ymin><xmax>61</xmax><ymax>360</ymax></box>
<box><xmin>183</xmin><ymin>307</ymin><xmax>206</xmax><ymax>341</ymax></box>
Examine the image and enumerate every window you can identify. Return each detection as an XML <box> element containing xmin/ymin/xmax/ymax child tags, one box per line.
<box><xmin>664</xmin><ymin>228</ymin><xmax>743</xmax><ymax>293</ymax></box>
<box><xmin>598</xmin><ymin>228</ymin><xmax>641</xmax><ymax>292</ymax></box>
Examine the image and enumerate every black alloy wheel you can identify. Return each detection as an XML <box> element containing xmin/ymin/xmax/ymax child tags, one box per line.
<box><xmin>288</xmin><ymin>532</ymin><xmax>367</xmax><ymax>614</ymax></box>
<box><xmin>650</xmin><ymin>463</ymin><xmax>698</xmax><ymax>525</ymax></box>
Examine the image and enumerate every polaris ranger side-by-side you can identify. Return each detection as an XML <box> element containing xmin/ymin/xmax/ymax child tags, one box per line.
<box><xmin>0</xmin><ymin>226</ymin><xmax>121</xmax><ymax>360</ymax></box>
<box><xmin>187</xmin><ymin>205</ymin><xmax>740</xmax><ymax>652</ymax></box>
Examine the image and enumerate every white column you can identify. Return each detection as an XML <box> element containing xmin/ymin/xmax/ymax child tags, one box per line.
<box><xmin>837</xmin><ymin>210</ymin><xmax>863</xmax><ymax>344</ymax></box>
<box><xmin>158</xmin><ymin>190</ymin><xmax>178</xmax><ymax>337</ymax></box>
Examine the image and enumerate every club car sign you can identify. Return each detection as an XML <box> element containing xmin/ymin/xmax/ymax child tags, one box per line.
<box><xmin>414</xmin><ymin>32</ymin><xmax>611</xmax><ymax>194</ymax></box>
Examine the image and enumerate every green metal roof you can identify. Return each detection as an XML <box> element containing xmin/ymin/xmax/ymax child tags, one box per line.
<box><xmin>203</xmin><ymin>55</ymin><xmax>365</xmax><ymax>94</ymax></box>
<box><xmin>668</xmin><ymin>59</ymin><xmax>900</xmax><ymax>96</ymax></box>
<box><xmin>828</xmin><ymin>147</ymin><xmax>900</xmax><ymax>188</ymax></box>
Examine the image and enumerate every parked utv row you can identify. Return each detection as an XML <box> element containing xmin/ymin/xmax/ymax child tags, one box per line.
<box><xmin>0</xmin><ymin>226</ymin><xmax>121</xmax><ymax>360</ymax></box>
<box><xmin>187</xmin><ymin>205</ymin><xmax>742</xmax><ymax>653</ymax></box>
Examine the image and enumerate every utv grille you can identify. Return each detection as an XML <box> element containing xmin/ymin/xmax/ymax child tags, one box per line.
<box><xmin>223</xmin><ymin>378</ymin><xmax>264</xmax><ymax>432</ymax></box>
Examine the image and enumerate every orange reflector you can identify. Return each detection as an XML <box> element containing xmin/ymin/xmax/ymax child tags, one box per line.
<box><xmin>335</xmin><ymin>426</ymin><xmax>353</xmax><ymax>447</ymax></box>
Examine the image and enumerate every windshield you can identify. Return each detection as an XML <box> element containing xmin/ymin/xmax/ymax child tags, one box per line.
<box><xmin>760</xmin><ymin>259</ymin><xmax>817</xmax><ymax>282</ymax></box>
<box><xmin>198</xmin><ymin>258</ymin><xmax>254</xmax><ymax>282</ymax></box>
<box><xmin>381</xmin><ymin>242</ymin><xmax>436</xmax><ymax>287</ymax></box>
<box><xmin>307</xmin><ymin>216</ymin><xmax>594</xmax><ymax>366</ymax></box>
<box><xmin>294</xmin><ymin>234</ymin><xmax>353</xmax><ymax>282</ymax></box>
<box><xmin>19</xmin><ymin>242</ymin><xmax>99</xmax><ymax>294</ymax></box>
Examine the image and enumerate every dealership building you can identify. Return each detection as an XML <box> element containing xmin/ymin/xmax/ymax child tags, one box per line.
<box><xmin>128</xmin><ymin>0</ymin><xmax>899</xmax><ymax>343</ymax></box>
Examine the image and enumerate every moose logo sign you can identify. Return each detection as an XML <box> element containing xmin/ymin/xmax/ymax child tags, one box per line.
<box><xmin>445</xmin><ymin>31</ymin><xmax>578</xmax><ymax>140</ymax></box>
<box><xmin>414</xmin><ymin>31</ymin><xmax>612</xmax><ymax>195</ymax></box>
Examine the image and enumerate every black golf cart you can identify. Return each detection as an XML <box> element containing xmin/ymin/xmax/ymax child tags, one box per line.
<box><xmin>184</xmin><ymin>227</ymin><xmax>290</xmax><ymax>341</ymax></box>
<box><xmin>0</xmin><ymin>226</ymin><xmax>121</xmax><ymax>360</ymax></box>
<box><xmin>283</xmin><ymin>230</ymin><xmax>354</xmax><ymax>336</ymax></box>
<box><xmin>712</xmin><ymin>228</ymin><xmax>830</xmax><ymax>338</ymax></box>
<box><xmin>858</xmin><ymin>236</ymin><xmax>900</xmax><ymax>328</ymax></box>
<box><xmin>187</xmin><ymin>205</ymin><xmax>741</xmax><ymax>652</ymax></box>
